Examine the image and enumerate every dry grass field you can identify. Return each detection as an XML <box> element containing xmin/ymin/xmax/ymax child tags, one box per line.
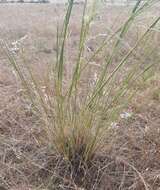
<box><xmin>0</xmin><ymin>3</ymin><xmax>160</xmax><ymax>190</ymax></box>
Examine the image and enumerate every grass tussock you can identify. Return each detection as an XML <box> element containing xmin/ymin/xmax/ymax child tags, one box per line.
<box><xmin>0</xmin><ymin>0</ymin><xmax>160</xmax><ymax>189</ymax></box>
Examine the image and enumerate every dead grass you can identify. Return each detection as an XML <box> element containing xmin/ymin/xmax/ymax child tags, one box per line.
<box><xmin>0</xmin><ymin>3</ymin><xmax>160</xmax><ymax>190</ymax></box>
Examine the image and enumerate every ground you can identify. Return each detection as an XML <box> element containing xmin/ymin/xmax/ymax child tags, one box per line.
<box><xmin>0</xmin><ymin>3</ymin><xmax>160</xmax><ymax>190</ymax></box>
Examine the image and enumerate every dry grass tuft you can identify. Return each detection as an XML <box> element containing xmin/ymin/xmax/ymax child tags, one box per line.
<box><xmin>0</xmin><ymin>1</ymin><xmax>160</xmax><ymax>190</ymax></box>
